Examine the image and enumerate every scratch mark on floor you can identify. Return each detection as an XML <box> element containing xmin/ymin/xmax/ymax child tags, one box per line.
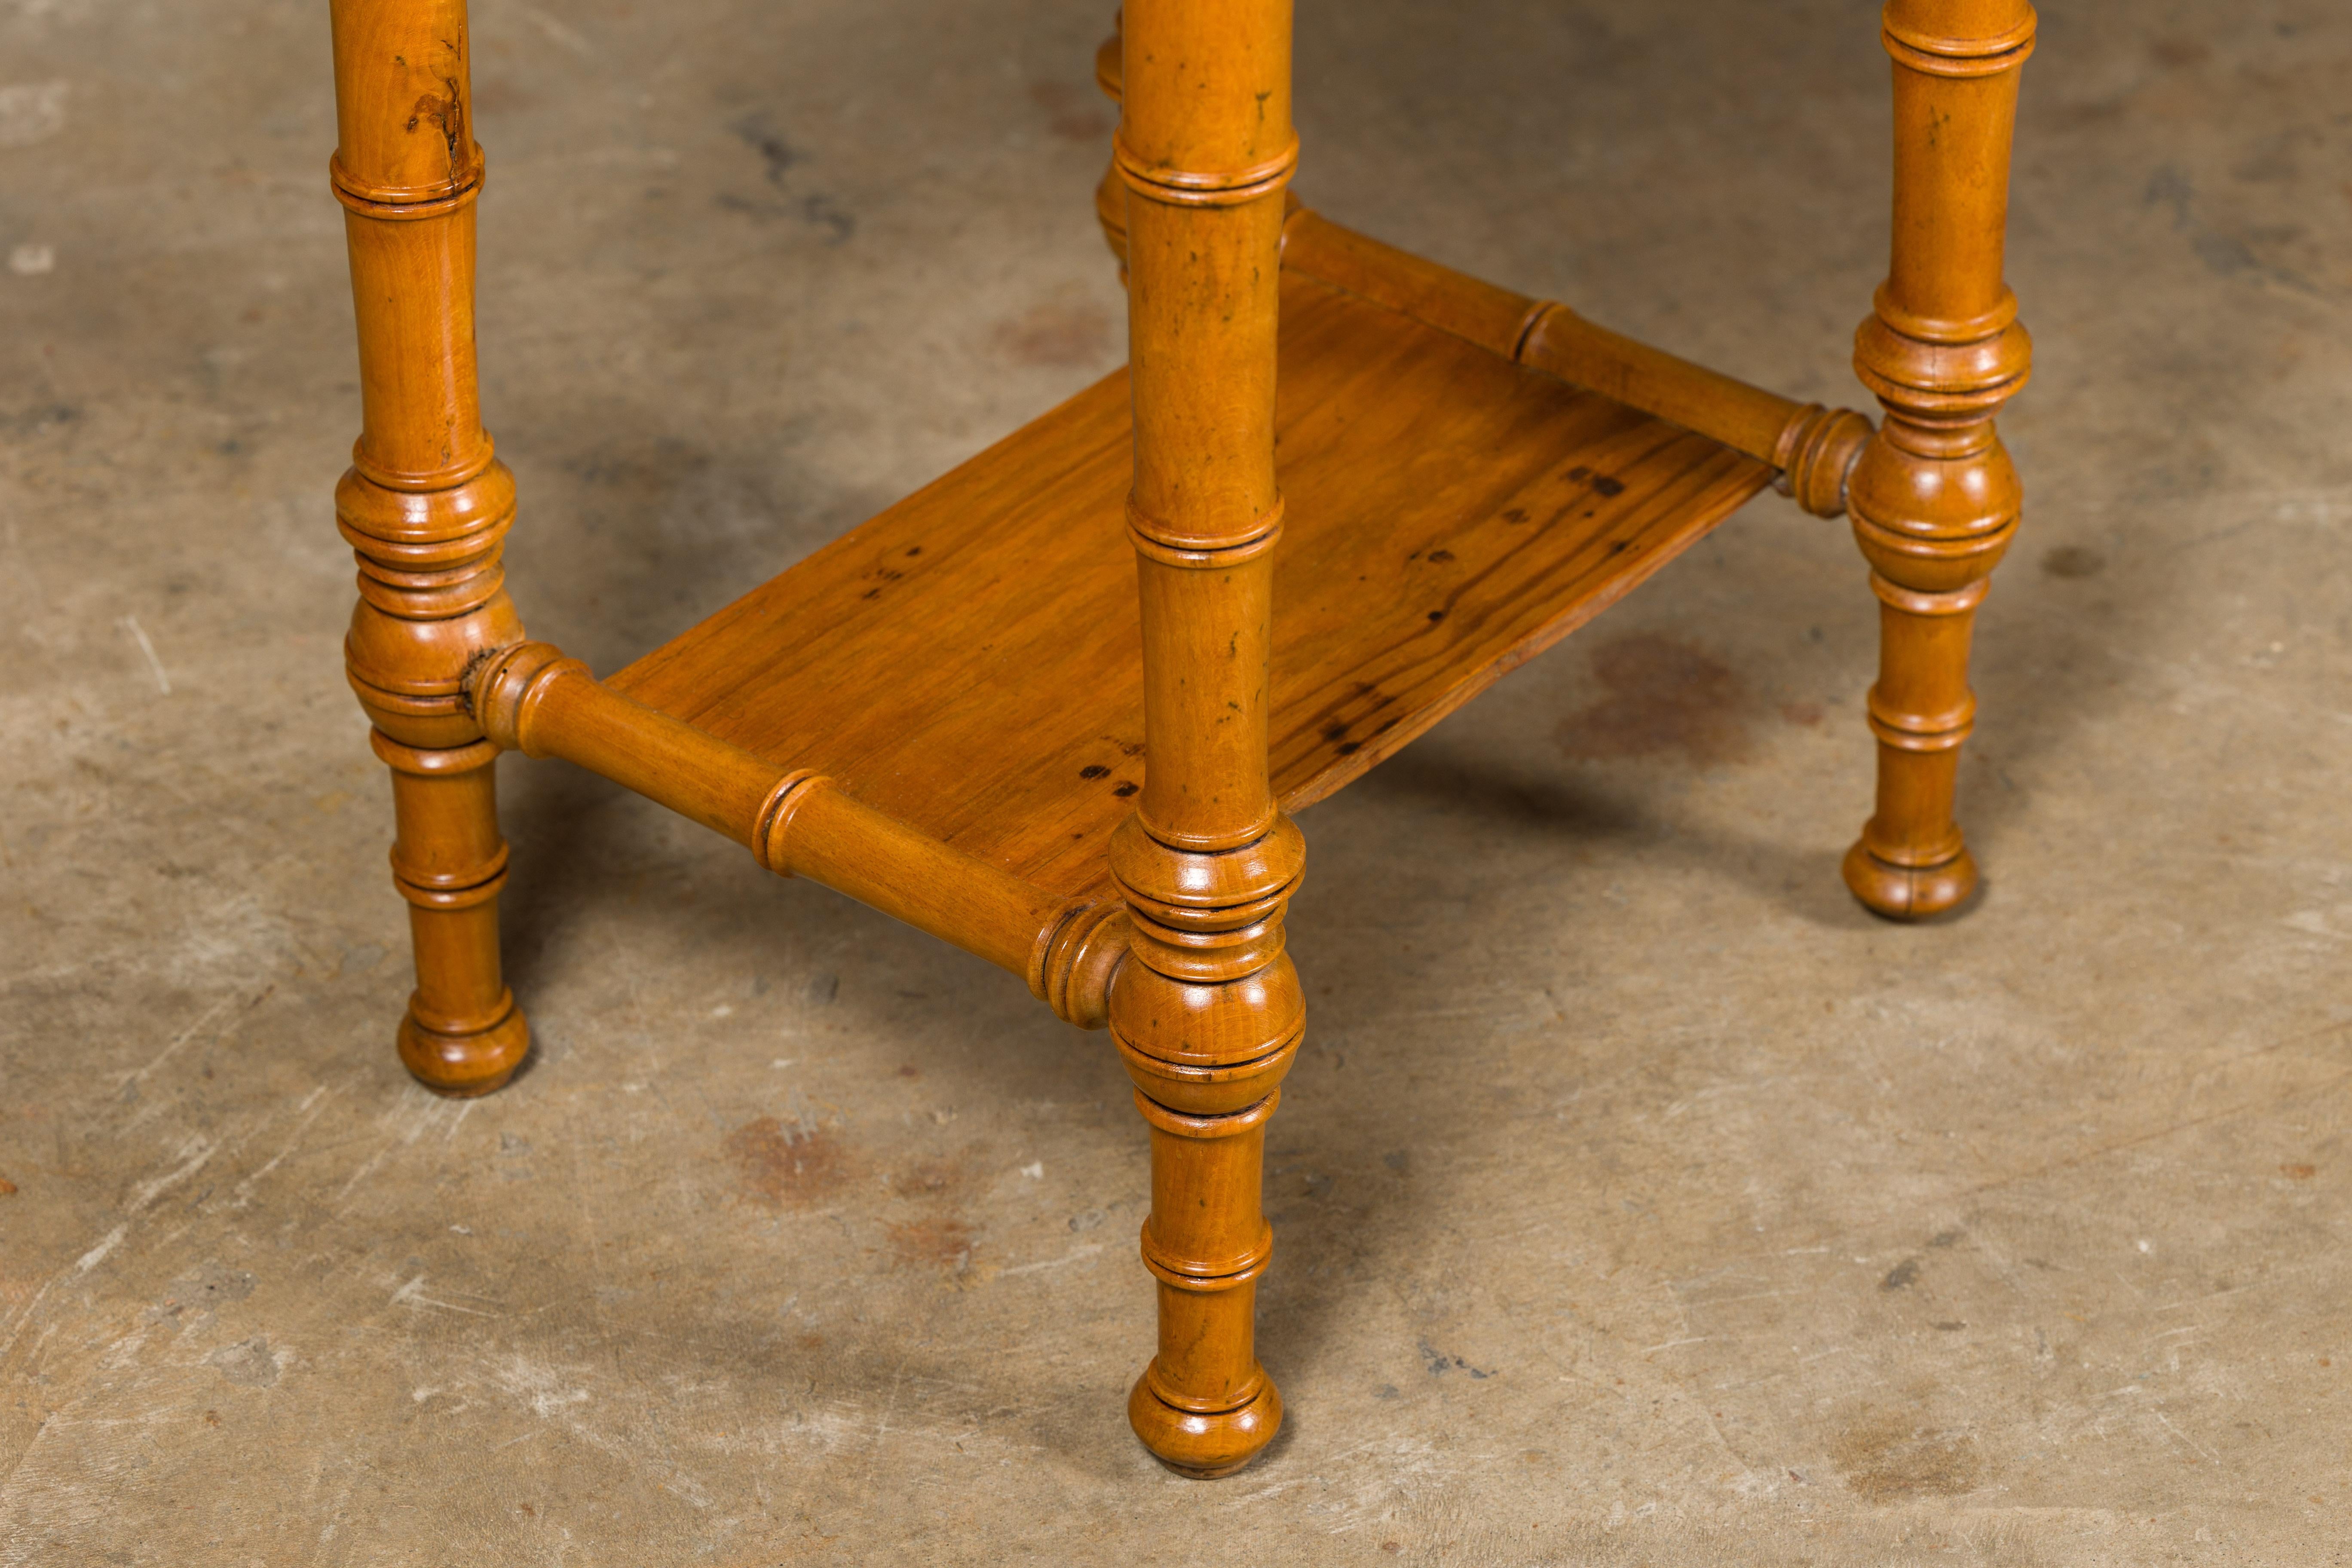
<box><xmin>333</xmin><ymin>1091</ymin><xmax>467</xmax><ymax>1207</ymax></box>
<box><xmin>233</xmin><ymin>1081</ymin><xmax>344</xmax><ymax>1205</ymax></box>
<box><xmin>118</xmin><ymin>613</ymin><xmax>170</xmax><ymax>694</ymax></box>
<box><xmin>1959</xmin><ymin>1063</ymin><xmax>2352</xmax><ymax>1200</ymax></box>
<box><xmin>126</xmin><ymin>1135</ymin><xmax>217</xmax><ymax>1214</ymax></box>
<box><xmin>2153</xmin><ymin>1410</ymin><xmax>2221</xmax><ymax>1465</ymax></box>
<box><xmin>391</xmin><ymin>1273</ymin><xmax>500</xmax><ymax>1317</ymax></box>
<box><xmin>71</xmin><ymin>1224</ymin><xmax>127</xmax><ymax>1277</ymax></box>
<box><xmin>521</xmin><ymin>5</ymin><xmax>592</xmax><ymax>55</ymax></box>
<box><xmin>997</xmin><ymin>1243</ymin><xmax>1104</xmax><ymax>1277</ymax></box>
<box><xmin>115</xmin><ymin>991</ymin><xmax>239</xmax><ymax>1093</ymax></box>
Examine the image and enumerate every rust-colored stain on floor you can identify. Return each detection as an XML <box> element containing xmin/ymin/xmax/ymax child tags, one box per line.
<box><xmin>886</xmin><ymin>1216</ymin><xmax>979</xmax><ymax>1274</ymax></box>
<box><xmin>991</xmin><ymin>300</ymin><xmax>1115</xmax><ymax>370</ymax></box>
<box><xmin>1555</xmin><ymin>632</ymin><xmax>1753</xmax><ymax>766</ymax></box>
<box><xmin>723</xmin><ymin>1115</ymin><xmax>853</xmax><ymax>1209</ymax></box>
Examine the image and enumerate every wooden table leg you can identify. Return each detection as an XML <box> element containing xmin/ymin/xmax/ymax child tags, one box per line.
<box><xmin>1091</xmin><ymin>21</ymin><xmax>1128</xmax><ymax>275</ymax></box>
<box><xmin>1111</xmin><ymin>0</ymin><xmax>1304</xmax><ymax>1478</ymax></box>
<box><xmin>1843</xmin><ymin>1</ymin><xmax>2035</xmax><ymax>920</ymax></box>
<box><xmin>329</xmin><ymin>0</ymin><xmax>529</xmax><ymax>1093</ymax></box>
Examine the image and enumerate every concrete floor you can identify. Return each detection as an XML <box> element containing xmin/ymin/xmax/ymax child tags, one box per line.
<box><xmin>3</xmin><ymin>0</ymin><xmax>2349</xmax><ymax>1562</ymax></box>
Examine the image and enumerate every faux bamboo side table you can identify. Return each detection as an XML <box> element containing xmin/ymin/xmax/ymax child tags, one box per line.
<box><xmin>325</xmin><ymin>0</ymin><xmax>2031</xmax><ymax>1476</ymax></box>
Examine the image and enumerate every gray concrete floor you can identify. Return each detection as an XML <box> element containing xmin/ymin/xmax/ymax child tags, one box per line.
<box><xmin>3</xmin><ymin>0</ymin><xmax>2349</xmax><ymax>1562</ymax></box>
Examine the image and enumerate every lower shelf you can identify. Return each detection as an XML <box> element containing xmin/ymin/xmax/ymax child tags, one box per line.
<box><xmin>611</xmin><ymin>266</ymin><xmax>1773</xmax><ymax>900</ymax></box>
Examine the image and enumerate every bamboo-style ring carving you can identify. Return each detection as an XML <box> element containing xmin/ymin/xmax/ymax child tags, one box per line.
<box><xmin>328</xmin><ymin>152</ymin><xmax>487</xmax><ymax>218</ymax></box>
<box><xmin>1881</xmin><ymin>9</ymin><xmax>2037</xmax><ymax>77</ymax></box>
<box><xmin>1125</xmin><ymin>495</ymin><xmax>1285</xmax><ymax>567</ymax></box>
<box><xmin>752</xmin><ymin>770</ymin><xmax>830</xmax><ymax>876</ymax></box>
<box><xmin>1114</xmin><ymin>134</ymin><xmax>1298</xmax><ymax>208</ymax></box>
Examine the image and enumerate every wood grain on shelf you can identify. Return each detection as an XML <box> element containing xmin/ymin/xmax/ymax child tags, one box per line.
<box><xmin>612</xmin><ymin>270</ymin><xmax>1773</xmax><ymax>901</ymax></box>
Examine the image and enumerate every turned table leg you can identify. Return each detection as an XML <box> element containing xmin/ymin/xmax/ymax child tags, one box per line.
<box><xmin>1091</xmin><ymin>19</ymin><xmax>1128</xmax><ymax>274</ymax></box>
<box><xmin>1843</xmin><ymin>1</ymin><xmax>2035</xmax><ymax>919</ymax></box>
<box><xmin>330</xmin><ymin>0</ymin><xmax>529</xmax><ymax>1093</ymax></box>
<box><xmin>1112</xmin><ymin>0</ymin><xmax>1303</xmax><ymax>1476</ymax></box>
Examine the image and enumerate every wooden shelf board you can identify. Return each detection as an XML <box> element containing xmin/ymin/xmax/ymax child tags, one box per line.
<box><xmin>610</xmin><ymin>270</ymin><xmax>1773</xmax><ymax>899</ymax></box>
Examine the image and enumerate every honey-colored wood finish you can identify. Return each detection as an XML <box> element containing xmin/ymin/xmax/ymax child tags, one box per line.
<box><xmin>1106</xmin><ymin>0</ymin><xmax>1303</xmax><ymax>1476</ymax></box>
<box><xmin>1843</xmin><ymin>0</ymin><xmax>2034</xmax><ymax>917</ymax></box>
<box><xmin>1283</xmin><ymin>211</ymin><xmax>1873</xmax><ymax>519</ymax></box>
<box><xmin>470</xmin><ymin>641</ymin><xmax>1133</xmax><ymax>1027</ymax></box>
<box><xmin>1092</xmin><ymin>28</ymin><xmax>1875</xmax><ymax>521</ymax></box>
<box><xmin>321</xmin><ymin>0</ymin><xmax>2031</xmax><ymax>1476</ymax></box>
<box><xmin>329</xmin><ymin>0</ymin><xmax>527</xmax><ymax>1096</ymax></box>
<box><xmin>613</xmin><ymin>267</ymin><xmax>1777</xmax><ymax>904</ymax></box>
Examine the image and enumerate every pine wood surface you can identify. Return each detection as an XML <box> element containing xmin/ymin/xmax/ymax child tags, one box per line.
<box><xmin>322</xmin><ymin>0</ymin><xmax>2027</xmax><ymax>1482</ymax></box>
<box><xmin>1839</xmin><ymin>0</ymin><xmax>2034</xmax><ymax>917</ymax></box>
<box><xmin>610</xmin><ymin>269</ymin><xmax>1772</xmax><ymax>902</ymax></box>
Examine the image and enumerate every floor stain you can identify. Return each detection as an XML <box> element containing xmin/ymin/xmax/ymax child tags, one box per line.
<box><xmin>992</xmin><ymin>301</ymin><xmax>1112</xmax><ymax>369</ymax></box>
<box><xmin>1829</xmin><ymin>1408</ymin><xmax>1983</xmax><ymax>1502</ymax></box>
<box><xmin>209</xmin><ymin>1336</ymin><xmax>279</xmax><ymax>1388</ymax></box>
<box><xmin>2042</xmin><ymin>544</ymin><xmax>2105</xmax><ymax>579</ymax></box>
<box><xmin>171</xmin><ymin>1260</ymin><xmax>257</xmax><ymax>1309</ymax></box>
<box><xmin>725</xmin><ymin>1115</ymin><xmax>852</xmax><ymax>1209</ymax></box>
<box><xmin>1029</xmin><ymin>81</ymin><xmax>1110</xmax><ymax>142</ymax></box>
<box><xmin>1555</xmin><ymin>633</ymin><xmax>1753</xmax><ymax>766</ymax></box>
<box><xmin>887</xmin><ymin>1215</ymin><xmax>976</xmax><ymax>1274</ymax></box>
<box><xmin>890</xmin><ymin>1154</ymin><xmax>967</xmax><ymax>1199</ymax></box>
<box><xmin>1418</xmin><ymin>1337</ymin><xmax>1495</xmax><ymax>1379</ymax></box>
